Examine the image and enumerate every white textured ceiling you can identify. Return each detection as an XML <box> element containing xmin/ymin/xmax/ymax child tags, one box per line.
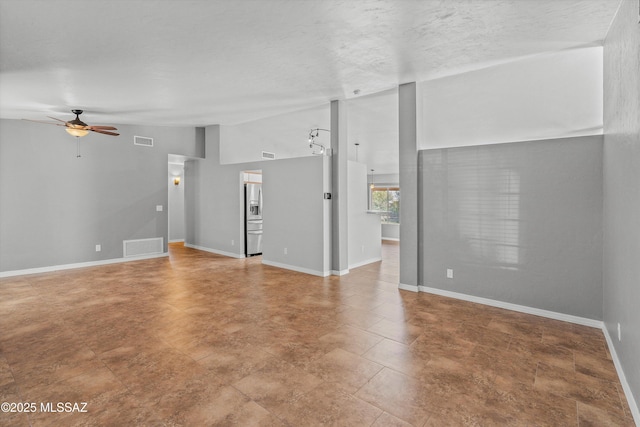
<box><xmin>0</xmin><ymin>0</ymin><xmax>620</xmax><ymax>128</ymax></box>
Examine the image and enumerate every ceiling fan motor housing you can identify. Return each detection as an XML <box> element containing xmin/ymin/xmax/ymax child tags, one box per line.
<box><xmin>69</xmin><ymin>110</ymin><xmax>87</xmax><ymax>127</ymax></box>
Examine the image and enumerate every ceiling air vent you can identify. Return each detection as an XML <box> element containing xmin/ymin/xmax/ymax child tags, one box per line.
<box><xmin>134</xmin><ymin>136</ymin><xmax>154</xmax><ymax>147</ymax></box>
<box><xmin>261</xmin><ymin>151</ymin><xmax>275</xmax><ymax>160</ymax></box>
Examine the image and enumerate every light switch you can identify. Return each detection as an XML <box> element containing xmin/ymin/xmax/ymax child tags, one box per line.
<box><xmin>156</xmin><ymin>205</ymin><xmax>163</xmax><ymax>212</ymax></box>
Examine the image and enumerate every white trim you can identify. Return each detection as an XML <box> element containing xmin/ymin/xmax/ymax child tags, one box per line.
<box><xmin>349</xmin><ymin>257</ymin><xmax>382</xmax><ymax>269</ymax></box>
<box><xmin>168</xmin><ymin>239</ymin><xmax>185</xmax><ymax>243</ymax></box>
<box><xmin>399</xmin><ymin>283</ymin><xmax>419</xmax><ymax>292</ymax></box>
<box><xmin>0</xmin><ymin>253</ymin><xmax>169</xmax><ymax>278</ymax></box>
<box><xmin>602</xmin><ymin>326</ymin><xmax>640</xmax><ymax>425</ymax></box>
<box><xmin>261</xmin><ymin>260</ymin><xmax>329</xmax><ymax>277</ymax></box>
<box><xmin>183</xmin><ymin>243</ymin><xmax>245</xmax><ymax>259</ymax></box>
<box><xmin>382</xmin><ymin>237</ymin><xmax>400</xmax><ymax>242</ymax></box>
<box><xmin>418</xmin><ymin>285</ymin><xmax>603</xmax><ymax>328</ymax></box>
<box><xmin>331</xmin><ymin>269</ymin><xmax>350</xmax><ymax>276</ymax></box>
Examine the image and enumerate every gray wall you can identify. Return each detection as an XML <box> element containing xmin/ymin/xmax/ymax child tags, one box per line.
<box><xmin>184</xmin><ymin>125</ymin><xmax>255</xmax><ymax>257</ymax></box>
<box><xmin>262</xmin><ymin>156</ymin><xmax>329</xmax><ymax>275</ymax></box>
<box><xmin>603</xmin><ymin>0</ymin><xmax>640</xmax><ymax>412</ymax></box>
<box><xmin>331</xmin><ymin>100</ymin><xmax>349</xmax><ymax>273</ymax></box>
<box><xmin>420</xmin><ymin>136</ymin><xmax>603</xmax><ymax>319</ymax></box>
<box><xmin>185</xmin><ymin>125</ymin><xmax>329</xmax><ymax>274</ymax></box>
<box><xmin>0</xmin><ymin>119</ymin><xmax>200</xmax><ymax>273</ymax></box>
<box><xmin>399</xmin><ymin>83</ymin><xmax>419</xmax><ymax>289</ymax></box>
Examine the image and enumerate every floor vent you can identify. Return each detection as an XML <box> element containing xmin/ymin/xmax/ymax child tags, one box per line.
<box><xmin>123</xmin><ymin>238</ymin><xmax>163</xmax><ymax>257</ymax></box>
<box><xmin>261</xmin><ymin>151</ymin><xmax>276</xmax><ymax>160</ymax></box>
<box><xmin>134</xmin><ymin>136</ymin><xmax>154</xmax><ymax>147</ymax></box>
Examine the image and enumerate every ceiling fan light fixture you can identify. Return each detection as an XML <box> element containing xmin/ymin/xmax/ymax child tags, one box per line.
<box><xmin>65</xmin><ymin>127</ymin><xmax>89</xmax><ymax>137</ymax></box>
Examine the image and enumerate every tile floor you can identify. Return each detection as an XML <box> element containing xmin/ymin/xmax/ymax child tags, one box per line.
<box><xmin>0</xmin><ymin>242</ymin><xmax>635</xmax><ymax>426</ymax></box>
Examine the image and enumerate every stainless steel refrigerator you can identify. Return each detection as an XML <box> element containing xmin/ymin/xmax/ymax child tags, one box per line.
<box><xmin>245</xmin><ymin>183</ymin><xmax>263</xmax><ymax>256</ymax></box>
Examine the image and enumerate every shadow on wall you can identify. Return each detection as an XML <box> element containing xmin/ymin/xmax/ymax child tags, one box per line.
<box><xmin>420</xmin><ymin>136</ymin><xmax>603</xmax><ymax>320</ymax></box>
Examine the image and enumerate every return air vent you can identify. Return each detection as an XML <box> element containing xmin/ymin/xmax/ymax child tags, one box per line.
<box><xmin>261</xmin><ymin>151</ymin><xmax>276</xmax><ymax>160</ymax></box>
<box><xmin>134</xmin><ymin>136</ymin><xmax>154</xmax><ymax>147</ymax></box>
<box><xmin>123</xmin><ymin>237</ymin><xmax>163</xmax><ymax>257</ymax></box>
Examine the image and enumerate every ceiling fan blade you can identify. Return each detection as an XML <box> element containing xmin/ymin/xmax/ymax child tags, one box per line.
<box><xmin>47</xmin><ymin>116</ymin><xmax>69</xmax><ymax>123</ymax></box>
<box><xmin>22</xmin><ymin>119</ymin><xmax>66</xmax><ymax>126</ymax></box>
<box><xmin>87</xmin><ymin>125</ymin><xmax>118</xmax><ymax>130</ymax></box>
<box><xmin>90</xmin><ymin>129</ymin><xmax>119</xmax><ymax>136</ymax></box>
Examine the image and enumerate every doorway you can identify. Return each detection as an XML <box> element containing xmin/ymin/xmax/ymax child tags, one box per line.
<box><xmin>168</xmin><ymin>161</ymin><xmax>185</xmax><ymax>243</ymax></box>
<box><xmin>243</xmin><ymin>170</ymin><xmax>262</xmax><ymax>256</ymax></box>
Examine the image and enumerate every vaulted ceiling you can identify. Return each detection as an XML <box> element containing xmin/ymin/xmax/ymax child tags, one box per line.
<box><xmin>0</xmin><ymin>0</ymin><xmax>620</xmax><ymax>129</ymax></box>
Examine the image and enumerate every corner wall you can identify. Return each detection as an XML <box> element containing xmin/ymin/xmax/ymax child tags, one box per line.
<box><xmin>185</xmin><ymin>125</ymin><xmax>329</xmax><ymax>275</ymax></box>
<box><xmin>184</xmin><ymin>125</ymin><xmax>249</xmax><ymax>257</ymax></box>
<box><xmin>603</xmin><ymin>0</ymin><xmax>640</xmax><ymax>415</ymax></box>
<box><xmin>0</xmin><ymin>119</ymin><xmax>199</xmax><ymax>273</ymax></box>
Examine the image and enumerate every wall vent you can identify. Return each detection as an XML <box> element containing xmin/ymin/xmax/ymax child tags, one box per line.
<box><xmin>261</xmin><ymin>151</ymin><xmax>276</xmax><ymax>160</ymax></box>
<box><xmin>123</xmin><ymin>237</ymin><xmax>163</xmax><ymax>257</ymax></box>
<box><xmin>134</xmin><ymin>136</ymin><xmax>154</xmax><ymax>147</ymax></box>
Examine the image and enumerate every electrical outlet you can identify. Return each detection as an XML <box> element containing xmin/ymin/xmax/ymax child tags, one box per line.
<box><xmin>95</xmin><ymin>244</ymin><xmax>101</xmax><ymax>252</ymax></box>
<box><xmin>284</xmin><ymin>247</ymin><xmax>288</xmax><ymax>255</ymax></box>
<box><xmin>156</xmin><ymin>205</ymin><xmax>163</xmax><ymax>212</ymax></box>
<box><xmin>446</xmin><ymin>268</ymin><xmax>453</xmax><ymax>279</ymax></box>
<box><xmin>618</xmin><ymin>323</ymin><xmax>621</xmax><ymax>341</ymax></box>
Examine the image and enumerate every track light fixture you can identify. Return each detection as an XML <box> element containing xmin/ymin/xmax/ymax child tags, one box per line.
<box><xmin>307</xmin><ymin>128</ymin><xmax>331</xmax><ymax>156</ymax></box>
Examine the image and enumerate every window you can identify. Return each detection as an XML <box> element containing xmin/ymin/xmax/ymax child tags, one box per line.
<box><xmin>371</xmin><ymin>187</ymin><xmax>400</xmax><ymax>224</ymax></box>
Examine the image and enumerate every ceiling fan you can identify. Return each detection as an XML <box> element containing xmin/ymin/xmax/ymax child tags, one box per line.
<box><xmin>24</xmin><ymin>109</ymin><xmax>119</xmax><ymax>137</ymax></box>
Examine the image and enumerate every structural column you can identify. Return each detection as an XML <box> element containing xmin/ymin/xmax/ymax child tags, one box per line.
<box><xmin>331</xmin><ymin>99</ymin><xmax>349</xmax><ymax>274</ymax></box>
<box><xmin>398</xmin><ymin>83</ymin><xmax>419</xmax><ymax>291</ymax></box>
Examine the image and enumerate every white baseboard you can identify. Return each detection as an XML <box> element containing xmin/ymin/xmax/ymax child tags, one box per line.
<box><xmin>184</xmin><ymin>243</ymin><xmax>245</xmax><ymax>259</ymax></box>
<box><xmin>399</xmin><ymin>283</ymin><xmax>419</xmax><ymax>292</ymax></box>
<box><xmin>0</xmin><ymin>253</ymin><xmax>169</xmax><ymax>278</ymax></box>
<box><xmin>261</xmin><ymin>260</ymin><xmax>330</xmax><ymax>277</ymax></box>
<box><xmin>168</xmin><ymin>239</ymin><xmax>185</xmax><ymax>243</ymax></box>
<box><xmin>331</xmin><ymin>269</ymin><xmax>350</xmax><ymax>276</ymax></box>
<box><xmin>417</xmin><ymin>286</ymin><xmax>603</xmax><ymax>328</ymax></box>
<box><xmin>349</xmin><ymin>257</ymin><xmax>382</xmax><ymax>270</ymax></box>
<box><xmin>602</xmin><ymin>326</ymin><xmax>640</xmax><ymax>425</ymax></box>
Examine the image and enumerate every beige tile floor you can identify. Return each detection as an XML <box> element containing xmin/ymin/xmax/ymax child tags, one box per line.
<box><xmin>0</xmin><ymin>242</ymin><xmax>635</xmax><ymax>426</ymax></box>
